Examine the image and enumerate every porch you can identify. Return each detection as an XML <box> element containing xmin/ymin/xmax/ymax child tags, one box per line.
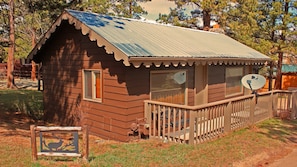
<box><xmin>144</xmin><ymin>90</ymin><xmax>297</xmax><ymax>145</ymax></box>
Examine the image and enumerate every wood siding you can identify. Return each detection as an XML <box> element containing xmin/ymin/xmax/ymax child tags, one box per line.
<box><xmin>40</xmin><ymin>21</ymin><xmax>131</xmax><ymax>141</ymax></box>
<box><xmin>207</xmin><ymin>65</ymin><xmax>251</xmax><ymax>103</ymax></box>
<box><xmin>282</xmin><ymin>74</ymin><xmax>297</xmax><ymax>90</ymax></box>
<box><xmin>38</xmin><ymin>21</ymin><xmax>196</xmax><ymax>142</ymax></box>
<box><xmin>208</xmin><ymin>65</ymin><xmax>225</xmax><ymax>102</ymax></box>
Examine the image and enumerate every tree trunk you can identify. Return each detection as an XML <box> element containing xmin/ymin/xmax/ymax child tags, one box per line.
<box><xmin>275</xmin><ymin>51</ymin><xmax>283</xmax><ymax>90</ymax></box>
<box><xmin>203</xmin><ymin>10</ymin><xmax>211</xmax><ymax>30</ymax></box>
<box><xmin>268</xmin><ymin>61</ymin><xmax>273</xmax><ymax>91</ymax></box>
<box><xmin>274</xmin><ymin>2</ymin><xmax>289</xmax><ymax>90</ymax></box>
<box><xmin>7</xmin><ymin>0</ymin><xmax>15</xmax><ymax>88</ymax></box>
<box><xmin>31</xmin><ymin>28</ymin><xmax>36</xmax><ymax>81</ymax></box>
<box><xmin>129</xmin><ymin>1</ymin><xmax>132</xmax><ymax>16</ymax></box>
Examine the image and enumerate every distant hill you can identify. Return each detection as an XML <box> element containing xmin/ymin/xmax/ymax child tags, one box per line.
<box><xmin>139</xmin><ymin>0</ymin><xmax>176</xmax><ymax>21</ymax></box>
<box><xmin>138</xmin><ymin>0</ymin><xmax>215</xmax><ymax>28</ymax></box>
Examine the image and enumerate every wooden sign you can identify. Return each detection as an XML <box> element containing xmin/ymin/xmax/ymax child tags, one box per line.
<box><xmin>30</xmin><ymin>125</ymin><xmax>89</xmax><ymax>161</ymax></box>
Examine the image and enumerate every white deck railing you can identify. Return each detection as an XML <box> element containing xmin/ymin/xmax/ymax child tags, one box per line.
<box><xmin>144</xmin><ymin>90</ymin><xmax>297</xmax><ymax>145</ymax></box>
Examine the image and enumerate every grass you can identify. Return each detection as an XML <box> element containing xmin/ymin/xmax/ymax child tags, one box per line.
<box><xmin>0</xmin><ymin>89</ymin><xmax>43</xmax><ymax>120</ymax></box>
<box><xmin>0</xmin><ymin>90</ymin><xmax>297</xmax><ymax>166</ymax></box>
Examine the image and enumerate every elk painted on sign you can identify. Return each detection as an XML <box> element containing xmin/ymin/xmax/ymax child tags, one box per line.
<box><xmin>40</xmin><ymin>132</ymin><xmax>79</xmax><ymax>153</ymax></box>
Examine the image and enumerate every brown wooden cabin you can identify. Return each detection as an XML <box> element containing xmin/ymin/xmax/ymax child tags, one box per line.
<box><xmin>28</xmin><ymin>10</ymin><xmax>270</xmax><ymax>142</ymax></box>
<box><xmin>281</xmin><ymin>64</ymin><xmax>297</xmax><ymax>90</ymax></box>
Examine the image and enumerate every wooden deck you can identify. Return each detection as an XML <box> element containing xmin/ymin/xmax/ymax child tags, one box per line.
<box><xmin>145</xmin><ymin>90</ymin><xmax>297</xmax><ymax>144</ymax></box>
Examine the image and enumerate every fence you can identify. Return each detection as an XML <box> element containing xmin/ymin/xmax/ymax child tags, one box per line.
<box><xmin>0</xmin><ymin>62</ymin><xmax>42</xmax><ymax>79</ymax></box>
<box><xmin>144</xmin><ymin>90</ymin><xmax>297</xmax><ymax>145</ymax></box>
<box><xmin>0</xmin><ymin>63</ymin><xmax>6</xmax><ymax>79</ymax></box>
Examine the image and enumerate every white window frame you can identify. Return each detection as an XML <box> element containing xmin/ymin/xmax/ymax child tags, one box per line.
<box><xmin>225</xmin><ymin>67</ymin><xmax>244</xmax><ymax>97</ymax></box>
<box><xmin>82</xmin><ymin>69</ymin><xmax>102</xmax><ymax>102</ymax></box>
<box><xmin>150</xmin><ymin>70</ymin><xmax>187</xmax><ymax>105</ymax></box>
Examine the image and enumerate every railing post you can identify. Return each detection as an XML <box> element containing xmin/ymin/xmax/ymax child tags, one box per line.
<box><xmin>144</xmin><ymin>101</ymin><xmax>148</xmax><ymax>120</ymax></box>
<box><xmin>292</xmin><ymin>91</ymin><xmax>297</xmax><ymax>119</ymax></box>
<box><xmin>189</xmin><ymin>110</ymin><xmax>195</xmax><ymax>145</ymax></box>
<box><xmin>249</xmin><ymin>95</ymin><xmax>256</xmax><ymax>125</ymax></box>
<box><xmin>272</xmin><ymin>92</ymin><xmax>278</xmax><ymax>117</ymax></box>
<box><xmin>224</xmin><ymin>102</ymin><xmax>232</xmax><ymax>133</ymax></box>
<box><xmin>145</xmin><ymin>101</ymin><xmax>152</xmax><ymax>138</ymax></box>
<box><xmin>268</xmin><ymin>92</ymin><xmax>273</xmax><ymax>118</ymax></box>
<box><xmin>287</xmin><ymin>93</ymin><xmax>293</xmax><ymax>111</ymax></box>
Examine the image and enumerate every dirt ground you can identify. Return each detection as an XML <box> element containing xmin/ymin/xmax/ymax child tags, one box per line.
<box><xmin>0</xmin><ymin>78</ymin><xmax>41</xmax><ymax>90</ymax></box>
<box><xmin>234</xmin><ymin>143</ymin><xmax>297</xmax><ymax>167</ymax></box>
<box><xmin>1</xmin><ymin>79</ymin><xmax>297</xmax><ymax>166</ymax></box>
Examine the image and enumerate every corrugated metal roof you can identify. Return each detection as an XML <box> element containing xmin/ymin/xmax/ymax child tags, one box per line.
<box><xmin>282</xmin><ymin>64</ymin><xmax>297</xmax><ymax>73</ymax></box>
<box><xmin>28</xmin><ymin>9</ymin><xmax>271</xmax><ymax>67</ymax></box>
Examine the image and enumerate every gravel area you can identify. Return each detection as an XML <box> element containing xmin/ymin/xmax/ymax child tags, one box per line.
<box><xmin>0</xmin><ymin>78</ymin><xmax>42</xmax><ymax>90</ymax></box>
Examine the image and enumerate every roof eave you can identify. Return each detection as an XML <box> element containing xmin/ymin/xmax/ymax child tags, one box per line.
<box><xmin>129</xmin><ymin>57</ymin><xmax>271</xmax><ymax>68</ymax></box>
<box><xmin>28</xmin><ymin>10</ymin><xmax>130</xmax><ymax>66</ymax></box>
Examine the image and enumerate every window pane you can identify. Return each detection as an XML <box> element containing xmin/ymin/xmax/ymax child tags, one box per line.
<box><xmin>226</xmin><ymin>67</ymin><xmax>243</xmax><ymax>96</ymax></box>
<box><xmin>151</xmin><ymin>71</ymin><xmax>186</xmax><ymax>105</ymax></box>
<box><xmin>95</xmin><ymin>72</ymin><xmax>101</xmax><ymax>98</ymax></box>
<box><xmin>84</xmin><ymin>71</ymin><xmax>92</xmax><ymax>99</ymax></box>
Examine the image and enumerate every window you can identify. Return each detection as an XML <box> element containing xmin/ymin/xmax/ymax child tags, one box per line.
<box><xmin>150</xmin><ymin>70</ymin><xmax>187</xmax><ymax>105</ymax></box>
<box><xmin>83</xmin><ymin>70</ymin><xmax>102</xmax><ymax>102</ymax></box>
<box><xmin>225</xmin><ymin>67</ymin><xmax>243</xmax><ymax>96</ymax></box>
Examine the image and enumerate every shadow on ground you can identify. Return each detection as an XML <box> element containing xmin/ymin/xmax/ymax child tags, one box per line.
<box><xmin>0</xmin><ymin>80</ymin><xmax>44</xmax><ymax>133</ymax></box>
<box><xmin>258</xmin><ymin>118</ymin><xmax>297</xmax><ymax>144</ymax></box>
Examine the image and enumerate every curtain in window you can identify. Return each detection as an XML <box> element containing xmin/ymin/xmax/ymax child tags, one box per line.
<box><xmin>95</xmin><ymin>72</ymin><xmax>101</xmax><ymax>98</ymax></box>
<box><xmin>84</xmin><ymin>71</ymin><xmax>92</xmax><ymax>99</ymax></box>
<box><xmin>226</xmin><ymin>67</ymin><xmax>243</xmax><ymax>96</ymax></box>
<box><xmin>151</xmin><ymin>71</ymin><xmax>186</xmax><ymax>105</ymax></box>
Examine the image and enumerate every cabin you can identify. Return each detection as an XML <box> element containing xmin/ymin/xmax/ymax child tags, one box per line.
<box><xmin>281</xmin><ymin>56</ymin><xmax>297</xmax><ymax>90</ymax></box>
<box><xmin>262</xmin><ymin>56</ymin><xmax>297</xmax><ymax>91</ymax></box>
<box><xmin>28</xmin><ymin>10</ymin><xmax>270</xmax><ymax>142</ymax></box>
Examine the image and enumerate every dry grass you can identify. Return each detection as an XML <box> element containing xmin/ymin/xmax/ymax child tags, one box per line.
<box><xmin>1</xmin><ymin>90</ymin><xmax>297</xmax><ymax>167</ymax></box>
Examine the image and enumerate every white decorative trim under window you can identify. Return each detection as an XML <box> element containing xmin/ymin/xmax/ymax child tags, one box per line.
<box><xmin>150</xmin><ymin>70</ymin><xmax>187</xmax><ymax>105</ymax></box>
<box><xmin>83</xmin><ymin>69</ymin><xmax>102</xmax><ymax>102</ymax></box>
<box><xmin>225</xmin><ymin>67</ymin><xmax>244</xmax><ymax>97</ymax></box>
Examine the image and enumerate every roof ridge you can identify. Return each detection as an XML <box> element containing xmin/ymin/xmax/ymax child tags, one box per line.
<box><xmin>28</xmin><ymin>9</ymin><xmax>270</xmax><ymax>68</ymax></box>
<box><xmin>66</xmin><ymin>9</ymin><xmax>220</xmax><ymax>35</ymax></box>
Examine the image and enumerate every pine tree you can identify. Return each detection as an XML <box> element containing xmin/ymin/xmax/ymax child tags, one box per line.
<box><xmin>257</xmin><ymin>0</ymin><xmax>297</xmax><ymax>89</ymax></box>
<box><xmin>157</xmin><ymin>0</ymin><xmax>228</xmax><ymax>30</ymax></box>
<box><xmin>76</xmin><ymin>0</ymin><xmax>111</xmax><ymax>14</ymax></box>
<box><xmin>226</xmin><ymin>0</ymin><xmax>267</xmax><ymax>52</ymax></box>
<box><xmin>0</xmin><ymin>0</ymin><xmax>9</xmax><ymax>62</ymax></box>
<box><xmin>111</xmin><ymin>0</ymin><xmax>150</xmax><ymax>18</ymax></box>
<box><xmin>226</xmin><ymin>0</ymin><xmax>297</xmax><ymax>90</ymax></box>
